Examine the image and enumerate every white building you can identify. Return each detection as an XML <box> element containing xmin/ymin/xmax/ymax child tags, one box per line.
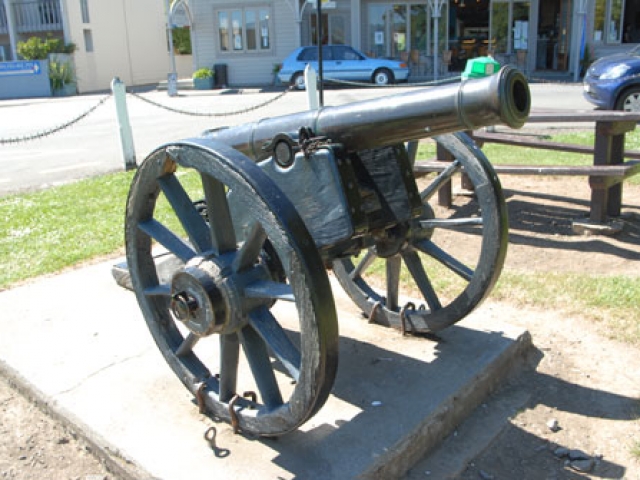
<box><xmin>0</xmin><ymin>0</ymin><xmax>193</xmax><ymax>93</ymax></box>
<box><xmin>187</xmin><ymin>0</ymin><xmax>640</xmax><ymax>85</ymax></box>
<box><xmin>1</xmin><ymin>0</ymin><xmax>638</xmax><ymax>91</ymax></box>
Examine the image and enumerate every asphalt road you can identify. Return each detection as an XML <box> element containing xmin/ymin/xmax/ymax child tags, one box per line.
<box><xmin>0</xmin><ymin>81</ymin><xmax>593</xmax><ymax>197</ymax></box>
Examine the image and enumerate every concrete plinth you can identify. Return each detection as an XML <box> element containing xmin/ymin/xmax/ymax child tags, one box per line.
<box><xmin>0</xmin><ymin>259</ymin><xmax>533</xmax><ymax>479</ymax></box>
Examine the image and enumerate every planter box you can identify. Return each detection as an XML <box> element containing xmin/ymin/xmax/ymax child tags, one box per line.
<box><xmin>193</xmin><ymin>77</ymin><xmax>214</xmax><ymax>90</ymax></box>
<box><xmin>52</xmin><ymin>82</ymin><xmax>77</xmax><ymax>97</ymax></box>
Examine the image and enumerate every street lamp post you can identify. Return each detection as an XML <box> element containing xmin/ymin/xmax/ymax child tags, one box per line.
<box><xmin>165</xmin><ymin>0</ymin><xmax>178</xmax><ymax>96</ymax></box>
<box><xmin>428</xmin><ymin>0</ymin><xmax>446</xmax><ymax>81</ymax></box>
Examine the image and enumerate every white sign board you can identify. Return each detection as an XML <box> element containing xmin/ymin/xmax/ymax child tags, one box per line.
<box><xmin>315</xmin><ymin>0</ymin><xmax>336</xmax><ymax>9</ymax></box>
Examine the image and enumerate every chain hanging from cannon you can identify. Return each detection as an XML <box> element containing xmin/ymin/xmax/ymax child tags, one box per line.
<box><xmin>124</xmin><ymin>66</ymin><xmax>530</xmax><ymax>436</ymax></box>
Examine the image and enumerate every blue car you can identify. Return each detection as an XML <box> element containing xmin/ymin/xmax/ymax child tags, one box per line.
<box><xmin>278</xmin><ymin>45</ymin><xmax>409</xmax><ymax>89</ymax></box>
<box><xmin>583</xmin><ymin>45</ymin><xmax>640</xmax><ymax>111</ymax></box>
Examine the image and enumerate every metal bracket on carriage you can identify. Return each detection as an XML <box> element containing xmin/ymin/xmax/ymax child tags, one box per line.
<box><xmin>297</xmin><ymin>126</ymin><xmax>330</xmax><ymax>159</ymax></box>
<box><xmin>262</xmin><ymin>128</ymin><xmax>331</xmax><ymax>166</ymax></box>
<box><xmin>369</xmin><ymin>300</ymin><xmax>440</xmax><ymax>339</ymax></box>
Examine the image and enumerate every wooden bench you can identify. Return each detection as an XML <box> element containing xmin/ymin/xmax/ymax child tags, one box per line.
<box><xmin>413</xmin><ymin>110</ymin><xmax>640</xmax><ymax>225</ymax></box>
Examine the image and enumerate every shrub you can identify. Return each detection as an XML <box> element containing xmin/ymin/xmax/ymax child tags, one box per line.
<box><xmin>17</xmin><ymin>35</ymin><xmax>76</xmax><ymax>60</ymax></box>
<box><xmin>172</xmin><ymin>27</ymin><xmax>192</xmax><ymax>55</ymax></box>
<box><xmin>49</xmin><ymin>60</ymin><xmax>74</xmax><ymax>90</ymax></box>
<box><xmin>193</xmin><ymin>67</ymin><xmax>214</xmax><ymax>79</ymax></box>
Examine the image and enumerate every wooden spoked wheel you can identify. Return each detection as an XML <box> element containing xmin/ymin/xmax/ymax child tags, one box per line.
<box><xmin>333</xmin><ymin>132</ymin><xmax>508</xmax><ymax>333</ymax></box>
<box><xmin>125</xmin><ymin>138</ymin><xmax>338</xmax><ymax>436</ymax></box>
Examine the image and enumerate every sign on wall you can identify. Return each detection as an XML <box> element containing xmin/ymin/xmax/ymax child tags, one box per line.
<box><xmin>0</xmin><ymin>61</ymin><xmax>42</xmax><ymax>76</ymax></box>
<box><xmin>0</xmin><ymin>60</ymin><xmax>51</xmax><ymax>99</ymax></box>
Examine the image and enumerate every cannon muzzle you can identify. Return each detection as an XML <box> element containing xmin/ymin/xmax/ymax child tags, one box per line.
<box><xmin>204</xmin><ymin>66</ymin><xmax>530</xmax><ymax>161</ymax></box>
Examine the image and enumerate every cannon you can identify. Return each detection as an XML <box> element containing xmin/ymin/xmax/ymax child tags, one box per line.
<box><xmin>124</xmin><ymin>66</ymin><xmax>530</xmax><ymax>437</ymax></box>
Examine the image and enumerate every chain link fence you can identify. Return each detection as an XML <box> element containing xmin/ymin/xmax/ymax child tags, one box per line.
<box><xmin>322</xmin><ymin>76</ymin><xmax>462</xmax><ymax>88</ymax></box>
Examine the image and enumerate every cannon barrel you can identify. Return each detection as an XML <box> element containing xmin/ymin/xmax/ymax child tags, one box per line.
<box><xmin>204</xmin><ymin>66</ymin><xmax>530</xmax><ymax>162</ymax></box>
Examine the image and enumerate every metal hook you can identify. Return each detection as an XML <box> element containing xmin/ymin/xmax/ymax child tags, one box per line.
<box><xmin>204</xmin><ymin>427</ymin><xmax>230</xmax><ymax>458</ymax></box>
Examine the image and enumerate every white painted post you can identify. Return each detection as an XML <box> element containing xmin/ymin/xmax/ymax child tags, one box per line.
<box><xmin>111</xmin><ymin>77</ymin><xmax>137</xmax><ymax>171</ymax></box>
<box><xmin>305</xmin><ymin>64</ymin><xmax>319</xmax><ymax>110</ymax></box>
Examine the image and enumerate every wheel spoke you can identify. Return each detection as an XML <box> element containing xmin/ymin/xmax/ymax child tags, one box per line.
<box><xmin>420</xmin><ymin>160</ymin><xmax>462</xmax><ymax>202</ymax></box>
<box><xmin>219</xmin><ymin>333</ymin><xmax>240</xmax><ymax>403</ymax></box>
<box><xmin>175</xmin><ymin>333</ymin><xmax>200</xmax><ymax>357</ymax></box>
<box><xmin>158</xmin><ymin>174</ymin><xmax>211</xmax><ymax>253</ymax></box>
<box><xmin>233</xmin><ymin>222</ymin><xmax>267</xmax><ymax>273</ymax></box>
<box><xmin>202</xmin><ymin>172</ymin><xmax>237</xmax><ymax>255</ymax></box>
<box><xmin>249</xmin><ymin>307</ymin><xmax>301</xmax><ymax>381</ymax></box>
<box><xmin>244</xmin><ymin>280</ymin><xmax>295</xmax><ymax>302</ymax></box>
<box><xmin>350</xmin><ymin>249</ymin><xmax>377</xmax><ymax>280</ymax></box>
<box><xmin>414</xmin><ymin>239</ymin><xmax>474</xmax><ymax>281</ymax></box>
<box><xmin>143</xmin><ymin>284</ymin><xmax>172</xmax><ymax>296</ymax></box>
<box><xmin>419</xmin><ymin>217</ymin><xmax>483</xmax><ymax>230</ymax></box>
<box><xmin>386</xmin><ymin>256</ymin><xmax>401</xmax><ymax>310</ymax></box>
<box><xmin>138</xmin><ymin>219</ymin><xmax>196</xmax><ymax>262</ymax></box>
<box><xmin>240</xmin><ymin>325</ymin><xmax>284</xmax><ymax>409</ymax></box>
<box><xmin>401</xmin><ymin>250</ymin><xmax>442</xmax><ymax>312</ymax></box>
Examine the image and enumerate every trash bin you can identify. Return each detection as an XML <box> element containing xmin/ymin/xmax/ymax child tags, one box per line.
<box><xmin>214</xmin><ymin>64</ymin><xmax>228</xmax><ymax>88</ymax></box>
<box><xmin>461</xmin><ymin>56</ymin><xmax>501</xmax><ymax>80</ymax></box>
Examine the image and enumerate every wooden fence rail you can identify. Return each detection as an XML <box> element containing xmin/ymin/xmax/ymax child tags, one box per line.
<box><xmin>414</xmin><ymin>110</ymin><xmax>640</xmax><ymax>226</ymax></box>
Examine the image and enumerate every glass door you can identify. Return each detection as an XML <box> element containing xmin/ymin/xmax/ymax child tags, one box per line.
<box><xmin>310</xmin><ymin>14</ymin><xmax>347</xmax><ymax>45</ymax></box>
<box><xmin>490</xmin><ymin>0</ymin><xmax>530</xmax><ymax>68</ymax></box>
<box><xmin>367</xmin><ymin>3</ymin><xmax>447</xmax><ymax>61</ymax></box>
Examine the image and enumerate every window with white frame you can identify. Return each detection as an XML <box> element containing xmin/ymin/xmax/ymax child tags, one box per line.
<box><xmin>217</xmin><ymin>7</ymin><xmax>271</xmax><ymax>53</ymax></box>
<box><xmin>80</xmin><ymin>0</ymin><xmax>90</xmax><ymax>23</ymax></box>
<box><xmin>594</xmin><ymin>0</ymin><xmax>626</xmax><ymax>43</ymax></box>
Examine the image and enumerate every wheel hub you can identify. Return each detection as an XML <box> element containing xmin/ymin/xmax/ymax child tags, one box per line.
<box><xmin>170</xmin><ymin>256</ymin><xmax>245</xmax><ymax>337</ymax></box>
<box><xmin>373</xmin><ymin>224</ymin><xmax>409</xmax><ymax>258</ymax></box>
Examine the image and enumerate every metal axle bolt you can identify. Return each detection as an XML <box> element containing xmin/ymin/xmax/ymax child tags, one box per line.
<box><xmin>171</xmin><ymin>292</ymin><xmax>198</xmax><ymax>321</ymax></box>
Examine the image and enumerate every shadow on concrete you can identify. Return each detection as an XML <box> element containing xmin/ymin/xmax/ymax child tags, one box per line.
<box><xmin>193</xmin><ymin>322</ymin><xmax>528</xmax><ymax>478</ymax></box>
<box><xmin>194</xmin><ymin>317</ymin><xmax>633</xmax><ymax>479</ymax></box>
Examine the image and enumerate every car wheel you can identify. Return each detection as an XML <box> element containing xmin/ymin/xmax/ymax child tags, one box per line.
<box><xmin>615</xmin><ymin>86</ymin><xmax>640</xmax><ymax>112</ymax></box>
<box><xmin>372</xmin><ymin>68</ymin><xmax>394</xmax><ymax>86</ymax></box>
<box><xmin>291</xmin><ymin>72</ymin><xmax>305</xmax><ymax>90</ymax></box>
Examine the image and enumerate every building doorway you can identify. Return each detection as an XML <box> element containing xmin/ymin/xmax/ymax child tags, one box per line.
<box><xmin>310</xmin><ymin>13</ymin><xmax>347</xmax><ymax>45</ymax></box>
<box><xmin>536</xmin><ymin>0</ymin><xmax>571</xmax><ymax>70</ymax></box>
<box><xmin>490</xmin><ymin>0</ymin><xmax>531</xmax><ymax>70</ymax></box>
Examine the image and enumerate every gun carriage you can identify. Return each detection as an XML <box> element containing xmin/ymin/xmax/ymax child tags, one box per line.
<box><xmin>124</xmin><ymin>66</ymin><xmax>530</xmax><ymax>436</ymax></box>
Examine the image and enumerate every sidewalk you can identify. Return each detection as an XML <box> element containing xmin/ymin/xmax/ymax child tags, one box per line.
<box><xmin>0</xmin><ymin>259</ymin><xmax>533</xmax><ymax>479</ymax></box>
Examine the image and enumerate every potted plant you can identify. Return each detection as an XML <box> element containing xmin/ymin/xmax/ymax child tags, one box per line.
<box><xmin>49</xmin><ymin>60</ymin><xmax>76</xmax><ymax>96</ymax></box>
<box><xmin>272</xmin><ymin>63</ymin><xmax>282</xmax><ymax>85</ymax></box>
<box><xmin>192</xmin><ymin>67</ymin><xmax>214</xmax><ymax>90</ymax></box>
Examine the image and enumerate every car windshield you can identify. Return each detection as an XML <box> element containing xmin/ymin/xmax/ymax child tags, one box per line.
<box><xmin>630</xmin><ymin>44</ymin><xmax>640</xmax><ymax>56</ymax></box>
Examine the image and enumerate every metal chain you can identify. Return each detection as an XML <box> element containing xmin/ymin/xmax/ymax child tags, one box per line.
<box><xmin>323</xmin><ymin>75</ymin><xmax>462</xmax><ymax>88</ymax></box>
<box><xmin>126</xmin><ymin>88</ymin><xmax>292</xmax><ymax>117</ymax></box>
<box><xmin>0</xmin><ymin>93</ymin><xmax>112</xmax><ymax>145</ymax></box>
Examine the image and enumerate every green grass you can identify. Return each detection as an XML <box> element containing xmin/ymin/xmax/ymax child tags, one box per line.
<box><xmin>492</xmin><ymin>272</ymin><xmax>640</xmax><ymax>345</ymax></box>
<box><xmin>0</xmin><ymin>144</ymin><xmax>638</xmax><ymax>345</ymax></box>
<box><xmin>0</xmin><ymin>171</ymin><xmax>135</xmax><ymax>289</ymax></box>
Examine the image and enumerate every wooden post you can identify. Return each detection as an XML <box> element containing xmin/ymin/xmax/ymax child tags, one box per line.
<box><xmin>590</xmin><ymin>120</ymin><xmax>635</xmax><ymax>222</ymax></box>
<box><xmin>436</xmin><ymin>141</ymin><xmax>453</xmax><ymax>207</ymax></box>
